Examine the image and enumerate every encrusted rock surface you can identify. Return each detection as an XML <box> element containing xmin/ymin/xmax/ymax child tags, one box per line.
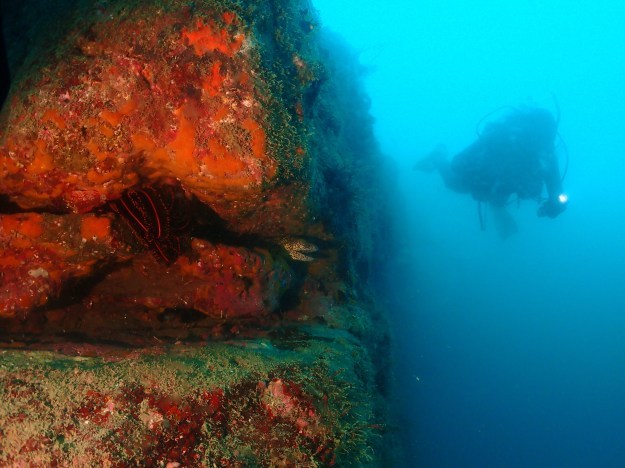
<box><xmin>1</xmin><ymin>2</ymin><xmax>300</xmax><ymax>221</ymax></box>
<box><xmin>0</xmin><ymin>0</ymin><xmax>398</xmax><ymax>464</ymax></box>
<box><xmin>0</xmin><ymin>327</ymin><xmax>379</xmax><ymax>466</ymax></box>
<box><xmin>1</xmin><ymin>0</ymin><xmax>319</xmax><ymax>320</ymax></box>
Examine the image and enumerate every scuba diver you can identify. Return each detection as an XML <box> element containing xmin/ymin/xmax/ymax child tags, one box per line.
<box><xmin>415</xmin><ymin>105</ymin><xmax>568</xmax><ymax>238</ymax></box>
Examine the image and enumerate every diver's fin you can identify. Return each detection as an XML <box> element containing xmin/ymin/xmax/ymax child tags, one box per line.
<box><xmin>414</xmin><ymin>144</ymin><xmax>448</xmax><ymax>172</ymax></box>
<box><xmin>490</xmin><ymin>204</ymin><xmax>518</xmax><ymax>239</ymax></box>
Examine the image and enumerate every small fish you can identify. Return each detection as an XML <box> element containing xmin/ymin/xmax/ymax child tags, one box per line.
<box><xmin>280</xmin><ymin>236</ymin><xmax>318</xmax><ymax>262</ymax></box>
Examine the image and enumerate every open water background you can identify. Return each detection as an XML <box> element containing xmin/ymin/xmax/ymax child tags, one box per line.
<box><xmin>313</xmin><ymin>1</ymin><xmax>625</xmax><ymax>466</ymax></box>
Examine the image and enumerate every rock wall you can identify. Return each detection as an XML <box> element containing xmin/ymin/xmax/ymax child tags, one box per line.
<box><xmin>0</xmin><ymin>0</ymin><xmax>398</xmax><ymax>464</ymax></box>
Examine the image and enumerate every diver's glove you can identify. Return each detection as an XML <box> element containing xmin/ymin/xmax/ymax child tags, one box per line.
<box><xmin>537</xmin><ymin>196</ymin><xmax>567</xmax><ymax>218</ymax></box>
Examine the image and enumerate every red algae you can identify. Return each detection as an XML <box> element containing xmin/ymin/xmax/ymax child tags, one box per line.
<box><xmin>242</xmin><ymin>118</ymin><xmax>267</xmax><ymax>159</ymax></box>
<box><xmin>183</xmin><ymin>19</ymin><xmax>245</xmax><ymax>57</ymax></box>
<box><xmin>166</xmin><ymin>106</ymin><xmax>199</xmax><ymax>176</ymax></box>
<box><xmin>80</xmin><ymin>216</ymin><xmax>111</xmax><ymax>242</ymax></box>
<box><xmin>202</xmin><ymin>60</ymin><xmax>225</xmax><ymax>96</ymax></box>
<box><xmin>41</xmin><ymin>109</ymin><xmax>67</xmax><ymax>129</ymax></box>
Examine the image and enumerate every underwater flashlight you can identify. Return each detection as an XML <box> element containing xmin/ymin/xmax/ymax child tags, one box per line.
<box><xmin>558</xmin><ymin>193</ymin><xmax>568</xmax><ymax>204</ymax></box>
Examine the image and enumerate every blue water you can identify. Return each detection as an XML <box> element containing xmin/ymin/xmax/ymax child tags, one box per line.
<box><xmin>313</xmin><ymin>1</ymin><xmax>625</xmax><ymax>466</ymax></box>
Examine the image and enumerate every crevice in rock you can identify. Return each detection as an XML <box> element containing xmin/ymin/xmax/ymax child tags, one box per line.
<box><xmin>157</xmin><ymin>307</ymin><xmax>207</xmax><ymax>324</ymax></box>
<box><xmin>0</xmin><ymin>195</ymin><xmax>70</xmax><ymax>215</ymax></box>
<box><xmin>40</xmin><ymin>259</ymin><xmax>132</xmax><ymax>311</ymax></box>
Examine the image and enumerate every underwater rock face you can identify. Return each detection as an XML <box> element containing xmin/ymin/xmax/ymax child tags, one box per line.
<box><xmin>0</xmin><ymin>0</ymin><xmax>396</xmax><ymax>464</ymax></box>
<box><xmin>0</xmin><ymin>333</ymin><xmax>376</xmax><ymax>466</ymax></box>
<box><xmin>0</xmin><ymin>0</ymin><xmax>312</xmax><ymax>320</ymax></box>
<box><xmin>1</xmin><ymin>5</ymin><xmax>291</xmax><ymax>218</ymax></box>
<box><xmin>0</xmin><ymin>212</ymin><xmax>118</xmax><ymax>317</ymax></box>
